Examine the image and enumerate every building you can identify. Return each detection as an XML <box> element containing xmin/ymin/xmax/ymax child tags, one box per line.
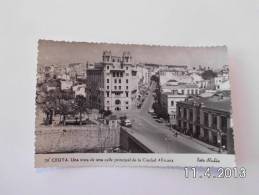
<box><xmin>86</xmin><ymin>51</ymin><xmax>138</xmax><ymax>111</ymax></box>
<box><xmin>136</xmin><ymin>64</ymin><xmax>149</xmax><ymax>85</ymax></box>
<box><xmin>61</xmin><ymin>80</ymin><xmax>73</xmax><ymax>90</ymax></box>
<box><xmin>43</xmin><ymin>64</ymin><xmax>55</xmax><ymax>80</ymax></box>
<box><xmin>218</xmin><ymin>80</ymin><xmax>230</xmax><ymax>90</ymax></box>
<box><xmin>199</xmin><ymin>79</ymin><xmax>210</xmax><ymax>89</ymax></box>
<box><xmin>72</xmin><ymin>84</ymin><xmax>86</xmax><ymax>97</ymax></box>
<box><xmin>160</xmin><ymin>80</ymin><xmax>200</xmax><ymax>124</ymax></box>
<box><xmin>159</xmin><ymin>66</ymin><xmax>188</xmax><ymax>85</ymax></box>
<box><xmin>207</xmin><ymin>74</ymin><xmax>230</xmax><ymax>90</ymax></box>
<box><xmin>45</xmin><ymin>78</ymin><xmax>60</xmax><ymax>92</ymax></box>
<box><xmin>176</xmin><ymin>90</ymin><xmax>234</xmax><ymax>153</ymax></box>
<box><xmin>67</xmin><ymin>63</ymin><xmax>87</xmax><ymax>80</ymax></box>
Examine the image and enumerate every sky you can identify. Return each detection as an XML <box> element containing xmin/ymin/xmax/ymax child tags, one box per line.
<box><xmin>38</xmin><ymin>40</ymin><xmax>227</xmax><ymax>68</ymax></box>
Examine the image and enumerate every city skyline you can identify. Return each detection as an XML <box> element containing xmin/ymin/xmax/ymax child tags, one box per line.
<box><xmin>38</xmin><ymin>40</ymin><xmax>227</xmax><ymax>68</ymax></box>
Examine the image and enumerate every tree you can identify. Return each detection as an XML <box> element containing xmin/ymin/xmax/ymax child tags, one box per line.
<box><xmin>201</xmin><ymin>70</ymin><xmax>217</xmax><ymax>80</ymax></box>
<box><xmin>73</xmin><ymin>95</ymin><xmax>89</xmax><ymax>125</ymax></box>
<box><xmin>58</xmin><ymin>99</ymin><xmax>73</xmax><ymax>125</ymax></box>
<box><xmin>103</xmin><ymin>110</ymin><xmax>112</xmax><ymax>118</ymax></box>
<box><xmin>41</xmin><ymin>94</ymin><xmax>57</xmax><ymax>125</ymax></box>
<box><xmin>99</xmin><ymin>109</ymin><xmax>112</xmax><ymax>119</ymax></box>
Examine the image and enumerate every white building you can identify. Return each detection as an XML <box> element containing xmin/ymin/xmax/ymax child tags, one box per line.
<box><xmin>207</xmin><ymin>73</ymin><xmax>230</xmax><ymax>90</ymax></box>
<box><xmin>72</xmin><ymin>84</ymin><xmax>86</xmax><ymax>97</ymax></box>
<box><xmin>218</xmin><ymin>80</ymin><xmax>230</xmax><ymax>90</ymax></box>
<box><xmin>159</xmin><ymin>66</ymin><xmax>188</xmax><ymax>85</ymax></box>
<box><xmin>136</xmin><ymin>64</ymin><xmax>149</xmax><ymax>85</ymax></box>
<box><xmin>61</xmin><ymin>80</ymin><xmax>73</xmax><ymax>90</ymax></box>
<box><xmin>161</xmin><ymin>80</ymin><xmax>200</xmax><ymax>124</ymax></box>
<box><xmin>86</xmin><ymin>51</ymin><xmax>138</xmax><ymax>111</ymax></box>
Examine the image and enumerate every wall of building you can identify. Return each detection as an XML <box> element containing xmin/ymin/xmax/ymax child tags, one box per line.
<box><xmin>86</xmin><ymin>69</ymin><xmax>104</xmax><ymax>109</ymax></box>
<box><xmin>176</xmin><ymin>102</ymin><xmax>234</xmax><ymax>153</ymax></box>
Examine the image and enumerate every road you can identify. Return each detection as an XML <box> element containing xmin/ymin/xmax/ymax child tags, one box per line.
<box><xmin>125</xmin><ymin>82</ymin><xmax>212</xmax><ymax>153</ymax></box>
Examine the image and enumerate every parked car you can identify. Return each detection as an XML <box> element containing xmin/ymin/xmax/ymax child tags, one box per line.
<box><xmin>152</xmin><ymin>114</ymin><xmax>159</xmax><ymax>119</ymax></box>
<box><xmin>121</xmin><ymin>119</ymin><xmax>132</xmax><ymax>127</ymax></box>
<box><xmin>148</xmin><ymin>108</ymin><xmax>154</xmax><ymax>114</ymax></box>
<box><xmin>155</xmin><ymin>118</ymin><xmax>163</xmax><ymax>123</ymax></box>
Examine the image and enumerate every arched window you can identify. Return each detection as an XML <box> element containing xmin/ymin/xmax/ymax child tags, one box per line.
<box><xmin>115</xmin><ymin>99</ymin><xmax>121</xmax><ymax>105</ymax></box>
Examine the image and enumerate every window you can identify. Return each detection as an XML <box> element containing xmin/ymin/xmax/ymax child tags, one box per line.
<box><xmin>125</xmin><ymin>101</ymin><xmax>129</xmax><ymax>104</ymax></box>
<box><xmin>171</xmin><ymin>101</ymin><xmax>174</xmax><ymax>106</ymax></box>
<box><xmin>126</xmin><ymin>91</ymin><xmax>129</xmax><ymax>97</ymax></box>
<box><xmin>107</xmin><ymin>101</ymin><xmax>109</xmax><ymax>104</ymax></box>
<box><xmin>119</xmin><ymin>86</ymin><xmax>121</xmax><ymax>90</ymax></box>
<box><xmin>204</xmin><ymin>112</ymin><xmax>209</xmax><ymax>126</ymax></box>
<box><xmin>221</xmin><ymin>116</ymin><xmax>228</xmax><ymax>131</ymax></box>
<box><xmin>126</xmin><ymin>66</ymin><xmax>128</xmax><ymax>70</ymax></box>
<box><xmin>115</xmin><ymin>99</ymin><xmax>121</xmax><ymax>105</ymax></box>
<box><xmin>107</xmin><ymin>65</ymin><xmax>109</xmax><ymax>70</ymax></box>
<box><xmin>189</xmin><ymin>110</ymin><xmax>193</xmax><ymax>120</ymax></box>
<box><xmin>107</xmin><ymin>106</ymin><xmax>110</xmax><ymax>110</ymax></box>
<box><xmin>106</xmin><ymin>92</ymin><xmax>109</xmax><ymax>97</ymax></box>
<box><xmin>183</xmin><ymin>108</ymin><xmax>187</xmax><ymax>119</ymax></box>
<box><xmin>212</xmin><ymin>115</ymin><xmax>217</xmax><ymax>128</ymax></box>
<box><xmin>181</xmin><ymin>90</ymin><xmax>184</xmax><ymax>94</ymax></box>
<box><xmin>177</xmin><ymin>107</ymin><xmax>181</xmax><ymax>116</ymax></box>
<box><xmin>126</xmin><ymin>79</ymin><xmax>128</xmax><ymax>83</ymax></box>
<box><xmin>119</xmin><ymin>79</ymin><xmax>121</xmax><ymax>83</ymax></box>
<box><xmin>126</xmin><ymin>86</ymin><xmax>128</xmax><ymax>90</ymax></box>
<box><xmin>126</xmin><ymin>73</ymin><xmax>129</xmax><ymax>76</ymax></box>
<box><xmin>107</xmin><ymin>86</ymin><xmax>109</xmax><ymax>89</ymax></box>
<box><xmin>107</xmin><ymin>79</ymin><xmax>109</xmax><ymax>83</ymax></box>
<box><xmin>113</xmin><ymin>72</ymin><xmax>115</xmax><ymax>77</ymax></box>
<box><xmin>114</xmin><ymin>79</ymin><xmax>117</xmax><ymax>83</ymax></box>
<box><xmin>126</xmin><ymin>106</ymin><xmax>128</xmax><ymax>109</ymax></box>
<box><xmin>114</xmin><ymin>86</ymin><xmax>117</xmax><ymax>90</ymax></box>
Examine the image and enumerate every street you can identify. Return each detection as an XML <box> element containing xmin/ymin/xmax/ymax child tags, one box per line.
<box><xmin>124</xmin><ymin>82</ymin><xmax>215</xmax><ymax>153</ymax></box>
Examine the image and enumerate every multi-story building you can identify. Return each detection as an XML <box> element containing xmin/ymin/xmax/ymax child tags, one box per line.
<box><xmin>86</xmin><ymin>51</ymin><xmax>138</xmax><ymax>111</ymax></box>
<box><xmin>160</xmin><ymin>80</ymin><xmax>200</xmax><ymax>124</ymax></box>
<box><xmin>136</xmin><ymin>64</ymin><xmax>149</xmax><ymax>85</ymax></box>
<box><xmin>176</xmin><ymin>90</ymin><xmax>234</xmax><ymax>153</ymax></box>
<box><xmin>68</xmin><ymin>63</ymin><xmax>87</xmax><ymax>80</ymax></box>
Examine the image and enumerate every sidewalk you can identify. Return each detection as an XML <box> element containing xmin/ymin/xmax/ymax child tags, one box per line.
<box><xmin>167</xmin><ymin>125</ymin><xmax>227</xmax><ymax>154</ymax></box>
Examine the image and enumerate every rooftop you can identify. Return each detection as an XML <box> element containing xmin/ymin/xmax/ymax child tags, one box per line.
<box><xmin>182</xmin><ymin>90</ymin><xmax>232</xmax><ymax>112</ymax></box>
<box><xmin>162</xmin><ymin>82</ymin><xmax>199</xmax><ymax>89</ymax></box>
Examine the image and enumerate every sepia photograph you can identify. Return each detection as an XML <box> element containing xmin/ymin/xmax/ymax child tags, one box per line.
<box><xmin>35</xmin><ymin>40</ymin><xmax>235</xmax><ymax>166</ymax></box>
<box><xmin>3</xmin><ymin>0</ymin><xmax>259</xmax><ymax>194</ymax></box>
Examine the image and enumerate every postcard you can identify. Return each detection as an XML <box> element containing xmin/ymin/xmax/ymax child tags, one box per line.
<box><xmin>35</xmin><ymin>40</ymin><xmax>235</xmax><ymax>168</ymax></box>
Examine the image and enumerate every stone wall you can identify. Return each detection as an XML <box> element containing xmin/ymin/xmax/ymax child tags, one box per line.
<box><xmin>35</xmin><ymin>125</ymin><xmax>120</xmax><ymax>153</ymax></box>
